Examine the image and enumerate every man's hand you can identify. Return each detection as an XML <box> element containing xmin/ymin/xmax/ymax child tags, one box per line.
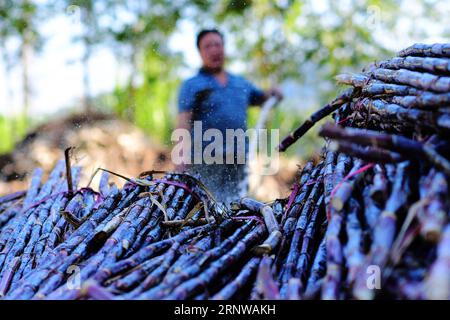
<box><xmin>265</xmin><ymin>87</ymin><xmax>283</xmax><ymax>102</ymax></box>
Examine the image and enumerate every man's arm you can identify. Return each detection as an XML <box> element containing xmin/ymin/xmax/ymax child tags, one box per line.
<box><xmin>248</xmin><ymin>81</ymin><xmax>283</xmax><ymax>106</ymax></box>
<box><xmin>260</xmin><ymin>87</ymin><xmax>283</xmax><ymax>104</ymax></box>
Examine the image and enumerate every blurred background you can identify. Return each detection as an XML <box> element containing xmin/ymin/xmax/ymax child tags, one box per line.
<box><xmin>0</xmin><ymin>0</ymin><xmax>449</xmax><ymax>199</ymax></box>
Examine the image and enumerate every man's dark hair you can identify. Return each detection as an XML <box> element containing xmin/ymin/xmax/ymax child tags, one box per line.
<box><xmin>196</xmin><ymin>29</ymin><xmax>224</xmax><ymax>49</ymax></box>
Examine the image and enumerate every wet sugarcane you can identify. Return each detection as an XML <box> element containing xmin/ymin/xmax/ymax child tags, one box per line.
<box><xmin>211</xmin><ymin>256</ymin><xmax>261</xmax><ymax>300</ymax></box>
<box><xmin>120</xmin><ymin>195</ymin><xmax>196</xmax><ymax>258</ymax></box>
<box><xmin>323</xmin><ymin>150</ymin><xmax>336</xmax><ymax>209</ymax></box>
<box><xmin>279</xmin><ymin>173</ymin><xmax>324</xmax><ymax>298</ymax></box>
<box><xmin>369</xmin><ymin>68</ymin><xmax>450</xmax><ymax>93</ymax></box>
<box><xmin>416</xmin><ymin>170</ymin><xmax>448</xmax><ymax>243</ymax></box>
<box><xmin>120</xmin><ymin>230</ymin><xmax>199</xmax><ymax>297</ymax></box>
<box><xmin>424</xmin><ymin>224</ymin><xmax>450</xmax><ymax>299</ymax></box>
<box><xmin>303</xmin><ymin>236</ymin><xmax>327</xmax><ymax>299</ymax></box>
<box><xmin>329</xmin><ymin>158</ymin><xmax>366</xmax><ymax>212</ymax></box>
<box><xmin>319</xmin><ymin>123</ymin><xmax>450</xmax><ymax>177</ymax></box>
<box><xmin>321</xmin><ymin>153</ymin><xmax>352</xmax><ymax>300</ymax></box>
<box><xmin>251</xmin><ymin>255</ymin><xmax>280</xmax><ymax>300</ymax></box>
<box><xmin>22</xmin><ymin>168</ymin><xmax>44</xmax><ymax>209</ymax></box>
<box><xmin>92</xmin><ymin>222</ymin><xmax>219</xmax><ymax>285</ymax></box>
<box><xmin>330</xmin><ymin>141</ymin><xmax>405</xmax><ymax>164</ymax></box>
<box><xmin>275</xmin><ymin>162</ymin><xmax>321</xmax><ymax>273</ymax></box>
<box><xmin>42</xmin><ymin>186</ymin><xmax>176</xmax><ymax>299</ymax></box>
<box><xmin>294</xmin><ymin>195</ymin><xmax>325</xmax><ymax>288</ymax></box>
<box><xmin>21</xmin><ymin>170</ymin><xmax>84</xmax><ymax>277</ymax></box>
<box><xmin>0</xmin><ymin>164</ymin><xmax>61</xmax><ymax>260</ymax></box>
<box><xmin>162</xmin><ymin>224</ymin><xmax>266</xmax><ymax>300</ymax></box>
<box><xmin>232</xmin><ymin>197</ymin><xmax>282</xmax><ymax>255</ymax></box>
<box><xmin>0</xmin><ymin>163</ymin><xmax>222</xmax><ymax>299</ymax></box>
<box><xmin>355</xmin><ymin>78</ymin><xmax>423</xmax><ymax>97</ymax></box>
<box><xmin>398</xmin><ymin>43</ymin><xmax>450</xmax><ymax>58</ymax></box>
<box><xmin>98</xmin><ymin>170</ymin><xmax>111</xmax><ymax>198</ymax></box>
<box><xmin>253</xmin><ymin>204</ymin><xmax>281</xmax><ymax>255</ymax></box>
<box><xmin>378</xmin><ymin>56</ymin><xmax>450</xmax><ymax>75</ymax></box>
<box><xmin>112</xmin><ymin>238</ymin><xmax>211</xmax><ymax>293</ymax></box>
<box><xmin>48</xmin><ymin>209</ymin><xmax>215</xmax><ymax>299</ymax></box>
<box><xmin>352</xmin><ymin>161</ymin><xmax>412</xmax><ymax>300</ymax></box>
<box><xmin>386</xmin><ymin>94</ymin><xmax>450</xmax><ymax>110</ymax></box>
<box><xmin>129</xmin><ymin>236</ymin><xmax>215</xmax><ymax>297</ymax></box>
<box><xmin>277</xmin><ymin>89</ymin><xmax>355</xmax><ymax>152</ymax></box>
<box><xmin>362</xmin><ymin>183</ymin><xmax>382</xmax><ymax>234</ymax></box>
<box><xmin>133</xmin><ymin>220</ymin><xmax>256</xmax><ymax>299</ymax></box>
<box><xmin>0</xmin><ymin>162</ymin><xmax>67</xmax><ymax>281</ymax></box>
<box><xmin>10</xmin><ymin>197</ymin><xmax>61</xmax><ymax>290</ymax></box>
<box><xmin>5</xmin><ymin>187</ymin><xmax>123</xmax><ymax>300</ymax></box>
<box><xmin>343</xmin><ymin>198</ymin><xmax>366</xmax><ymax>287</ymax></box>
<box><xmin>358</xmin><ymin>99</ymin><xmax>449</xmax><ymax>132</ymax></box>
<box><xmin>0</xmin><ymin>202</ymin><xmax>22</xmax><ymax>230</ymax></box>
<box><xmin>123</xmin><ymin>180</ymin><xmax>192</xmax><ymax>256</ymax></box>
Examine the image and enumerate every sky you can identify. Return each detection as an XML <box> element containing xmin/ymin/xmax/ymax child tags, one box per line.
<box><xmin>0</xmin><ymin>0</ymin><xmax>449</xmax><ymax>119</ymax></box>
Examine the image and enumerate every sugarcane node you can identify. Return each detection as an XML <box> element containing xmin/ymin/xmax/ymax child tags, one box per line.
<box><xmin>253</xmin><ymin>230</ymin><xmax>282</xmax><ymax>256</ymax></box>
<box><xmin>179</xmin><ymin>218</ymin><xmax>211</xmax><ymax>228</ymax></box>
<box><xmin>259</xmin><ymin>205</ymin><xmax>279</xmax><ymax>233</ymax></box>
<box><xmin>239</xmin><ymin>197</ymin><xmax>265</xmax><ymax>212</ymax></box>
<box><xmin>331</xmin><ymin>198</ymin><xmax>344</xmax><ymax>212</ymax></box>
<box><xmin>252</xmin><ymin>244</ymin><xmax>273</xmax><ymax>256</ymax></box>
<box><xmin>423</xmin><ymin>227</ymin><xmax>442</xmax><ymax>244</ymax></box>
<box><xmin>229</xmin><ymin>201</ymin><xmax>241</xmax><ymax>211</ymax></box>
<box><xmin>329</xmin><ymin>140</ymin><xmax>339</xmax><ymax>152</ymax></box>
<box><xmin>60</xmin><ymin>210</ymin><xmax>81</xmax><ymax>228</ymax></box>
<box><xmin>381</xmin><ymin>210</ymin><xmax>397</xmax><ymax>219</ymax></box>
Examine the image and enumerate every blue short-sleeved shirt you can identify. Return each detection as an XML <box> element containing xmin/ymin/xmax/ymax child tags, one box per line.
<box><xmin>178</xmin><ymin>68</ymin><xmax>265</xmax><ymax>134</ymax></box>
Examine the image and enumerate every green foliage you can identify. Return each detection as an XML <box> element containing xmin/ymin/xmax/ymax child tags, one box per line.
<box><xmin>0</xmin><ymin>114</ymin><xmax>29</xmax><ymax>154</ymax></box>
<box><xmin>0</xmin><ymin>0</ymin><xmax>42</xmax><ymax>51</ymax></box>
<box><xmin>102</xmin><ymin>43</ymin><xmax>181</xmax><ymax>144</ymax></box>
<box><xmin>0</xmin><ymin>116</ymin><xmax>13</xmax><ymax>154</ymax></box>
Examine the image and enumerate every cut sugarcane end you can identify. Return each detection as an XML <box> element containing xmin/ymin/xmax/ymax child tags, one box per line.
<box><xmin>331</xmin><ymin>197</ymin><xmax>345</xmax><ymax>211</ymax></box>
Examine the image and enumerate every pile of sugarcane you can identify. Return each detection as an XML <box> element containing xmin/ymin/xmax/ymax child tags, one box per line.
<box><xmin>0</xmin><ymin>156</ymin><xmax>288</xmax><ymax>300</ymax></box>
<box><xmin>277</xmin><ymin>43</ymin><xmax>450</xmax><ymax>299</ymax></box>
<box><xmin>0</xmin><ymin>43</ymin><xmax>448</xmax><ymax>300</ymax></box>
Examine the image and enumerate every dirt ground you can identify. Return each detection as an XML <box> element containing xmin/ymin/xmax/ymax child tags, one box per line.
<box><xmin>0</xmin><ymin>113</ymin><xmax>299</xmax><ymax>202</ymax></box>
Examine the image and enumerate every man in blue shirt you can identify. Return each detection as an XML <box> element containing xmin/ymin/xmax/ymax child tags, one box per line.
<box><xmin>174</xmin><ymin>29</ymin><xmax>282</xmax><ymax>204</ymax></box>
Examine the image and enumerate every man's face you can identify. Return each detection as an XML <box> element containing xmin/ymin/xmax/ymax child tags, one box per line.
<box><xmin>199</xmin><ymin>32</ymin><xmax>225</xmax><ymax>70</ymax></box>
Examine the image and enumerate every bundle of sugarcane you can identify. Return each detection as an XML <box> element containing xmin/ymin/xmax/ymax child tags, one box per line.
<box><xmin>276</xmin><ymin>43</ymin><xmax>449</xmax><ymax>300</ymax></box>
<box><xmin>0</xmin><ymin>156</ymin><xmax>289</xmax><ymax>300</ymax></box>
<box><xmin>279</xmin><ymin>43</ymin><xmax>450</xmax><ymax>153</ymax></box>
<box><xmin>271</xmin><ymin>154</ymin><xmax>449</xmax><ymax>300</ymax></box>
